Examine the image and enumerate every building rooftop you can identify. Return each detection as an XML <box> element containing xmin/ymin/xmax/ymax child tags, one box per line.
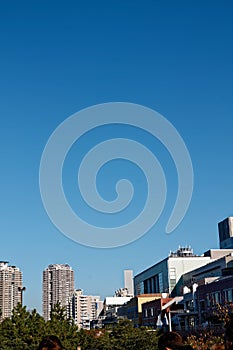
<box><xmin>135</xmin><ymin>246</ymin><xmax>208</xmax><ymax>278</ymax></box>
<box><xmin>169</xmin><ymin>246</ymin><xmax>196</xmax><ymax>257</ymax></box>
<box><xmin>104</xmin><ymin>296</ymin><xmax>132</xmax><ymax>306</ymax></box>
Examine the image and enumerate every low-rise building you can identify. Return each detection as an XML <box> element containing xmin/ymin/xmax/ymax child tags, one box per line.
<box><xmin>196</xmin><ymin>275</ymin><xmax>233</xmax><ymax>325</ymax></box>
<box><xmin>134</xmin><ymin>247</ymin><xmax>212</xmax><ymax>297</ymax></box>
<box><xmin>182</xmin><ymin>250</ymin><xmax>233</xmax><ymax>288</ymax></box>
<box><xmin>142</xmin><ymin>296</ymin><xmax>183</xmax><ymax>329</ymax></box>
<box><xmin>119</xmin><ymin>293</ymin><xmax>165</xmax><ymax>327</ymax></box>
<box><xmin>101</xmin><ymin>296</ymin><xmax>132</xmax><ymax>327</ymax></box>
<box><xmin>175</xmin><ymin>251</ymin><xmax>233</xmax><ymax>331</ymax></box>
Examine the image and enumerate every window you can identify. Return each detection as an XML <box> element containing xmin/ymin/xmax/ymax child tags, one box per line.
<box><xmin>211</xmin><ymin>292</ymin><xmax>221</xmax><ymax>305</ymax></box>
<box><xmin>137</xmin><ymin>282</ymin><xmax>144</xmax><ymax>295</ymax></box>
<box><xmin>206</xmin><ymin>293</ymin><xmax>212</xmax><ymax>307</ymax></box>
<box><xmin>151</xmin><ymin>277</ymin><xmax>155</xmax><ymax>293</ymax></box>
<box><xmin>169</xmin><ymin>268</ymin><xmax>176</xmax><ymax>291</ymax></box>
<box><xmin>159</xmin><ymin>273</ymin><xmax>163</xmax><ymax>293</ymax></box>
<box><xmin>154</xmin><ymin>275</ymin><xmax>159</xmax><ymax>293</ymax></box>
<box><xmin>214</xmin><ymin>292</ymin><xmax>219</xmax><ymax>304</ymax></box>
<box><xmin>169</xmin><ymin>267</ymin><xmax>176</xmax><ymax>280</ymax></box>
<box><xmin>229</xmin><ymin>289</ymin><xmax>233</xmax><ymax>302</ymax></box>
<box><xmin>147</xmin><ymin>279</ymin><xmax>151</xmax><ymax>293</ymax></box>
<box><xmin>223</xmin><ymin>289</ymin><xmax>233</xmax><ymax>303</ymax></box>
<box><xmin>214</xmin><ymin>292</ymin><xmax>221</xmax><ymax>304</ymax></box>
<box><xmin>144</xmin><ymin>280</ymin><xmax>148</xmax><ymax>294</ymax></box>
<box><xmin>199</xmin><ymin>300</ymin><xmax>205</xmax><ymax>311</ymax></box>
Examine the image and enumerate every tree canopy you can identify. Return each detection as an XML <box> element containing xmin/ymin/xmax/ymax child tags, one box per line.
<box><xmin>0</xmin><ymin>303</ymin><xmax>160</xmax><ymax>350</ymax></box>
<box><xmin>0</xmin><ymin>303</ymin><xmax>228</xmax><ymax>349</ymax></box>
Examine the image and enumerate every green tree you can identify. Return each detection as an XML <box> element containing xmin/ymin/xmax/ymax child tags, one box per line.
<box><xmin>0</xmin><ymin>303</ymin><xmax>80</xmax><ymax>350</ymax></box>
<box><xmin>0</xmin><ymin>303</ymin><xmax>45</xmax><ymax>350</ymax></box>
<box><xmin>103</xmin><ymin>319</ymin><xmax>159</xmax><ymax>350</ymax></box>
<box><xmin>45</xmin><ymin>302</ymin><xmax>79</xmax><ymax>350</ymax></box>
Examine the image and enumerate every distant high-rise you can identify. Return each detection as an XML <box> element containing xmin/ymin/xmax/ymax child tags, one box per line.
<box><xmin>124</xmin><ymin>270</ymin><xmax>134</xmax><ymax>296</ymax></box>
<box><xmin>218</xmin><ymin>217</ymin><xmax>233</xmax><ymax>249</ymax></box>
<box><xmin>72</xmin><ymin>289</ymin><xmax>103</xmax><ymax>329</ymax></box>
<box><xmin>42</xmin><ymin>264</ymin><xmax>74</xmax><ymax>321</ymax></box>
<box><xmin>0</xmin><ymin>261</ymin><xmax>23</xmax><ymax>321</ymax></box>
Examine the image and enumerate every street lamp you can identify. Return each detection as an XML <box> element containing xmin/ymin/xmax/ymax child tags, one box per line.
<box><xmin>18</xmin><ymin>286</ymin><xmax>26</xmax><ymax>305</ymax></box>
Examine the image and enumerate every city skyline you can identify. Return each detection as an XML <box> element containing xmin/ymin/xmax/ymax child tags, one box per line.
<box><xmin>1</xmin><ymin>0</ymin><xmax>232</xmax><ymax>314</ymax></box>
<box><xmin>2</xmin><ymin>217</ymin><xmax>233</xmax><ymax>315</ymax></box>
<box><xmin>2</xmin><ymin>216</ymin><xmax>231</xmax><ymax>313</ymax></box>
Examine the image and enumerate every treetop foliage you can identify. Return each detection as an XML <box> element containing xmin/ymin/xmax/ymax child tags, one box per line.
<box><xmin>0</xmin><ymin>303</ymin><xmax>159</xmax><ymax>350</ymax></box>
<box><xmin>0</xmin><ymin>303</ymin><xmax>230</xmax><ymax>349</ymax></box>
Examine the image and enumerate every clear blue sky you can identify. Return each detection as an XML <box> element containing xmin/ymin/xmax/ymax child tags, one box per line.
<box><xmin>0</xmin><ymin>0</ymin><xmax>232</xmax><ymax>313</ymax></box>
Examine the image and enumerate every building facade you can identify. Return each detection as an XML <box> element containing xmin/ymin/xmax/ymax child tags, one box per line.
<box><xmin>42</xmin><ymin>264</ymin><xmax>74</xmax><ymax>321</ymax></box>
<box><xmin>174</xmin><ymin>250</ymin><xmax>233</xmax><ymax>331</ymax></box>
<box><xmin>119</xmin><ymin>294</ymin><xmax>165</xmax><ymax>327</ymax></box>
<box><xmin>182</xmin><ymin>250</ymin><xmax>233</xmax><ymax>288</ymax></box>
<box><xmin>72</xmin><ymin>289</ymin><xmax>103</xmax><ymax>329</ymax></box>
<box><xmin>176</xmin><ymin>275</ymin><xmax>233</xmax><ymax>331</ymax></box>
<box><xmin>218</xmin><ymin>217</ymin><xmax>233</xmax><ymax>249</ymax></box>
<box><xmin>134</xmin><ymin>247</ymin><xmax>212</xmax><ymax>297</ymax></box>
<box><xmin>196</xmin><ymin>275</ymin><xmax>233</xmax><ymax>324</ymax></box>
<box><xmin>0</xmin><ymin>261</ymin><xmax>23</xmax><ymax>321</ymax></box>
<box><xmin>141</xmin><ymin>296</ymin><xmax>183</xmax><ymax>328</ymax></box>
<box><xmin>124</xmin><ymin>270</ymin><xmax>134</xmax><ymax>297</ymax></box>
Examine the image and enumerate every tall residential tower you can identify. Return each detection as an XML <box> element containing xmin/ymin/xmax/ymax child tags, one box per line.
<box><xmin>42</xmin><ymin>263</ymin><xmax>75</xmax><ymax>321</ymax></box>
<box><xmin>0</xmin><ymin>261</ymin><xmax>23</xmax><ymax>321</ymax></box>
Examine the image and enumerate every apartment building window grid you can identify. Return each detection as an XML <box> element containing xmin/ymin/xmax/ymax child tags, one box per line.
<box><xmin>0</xmin><ymin>262</ymin><xmax>23</xmax><ymax>321</ymax></box>
<box><xmin>42</xmin><ymin>264</ymin><xmax>74</xmax><ymax>321</ymax></box>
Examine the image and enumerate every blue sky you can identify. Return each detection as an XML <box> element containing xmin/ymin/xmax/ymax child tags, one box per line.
<box><xmin>0</xmin><ymin>0</ymin><xmax>232</xmax><ymax>313</ymax></box>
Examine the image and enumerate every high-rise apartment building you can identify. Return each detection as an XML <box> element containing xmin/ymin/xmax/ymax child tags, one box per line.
<box><xmin>0</xmin><ymin>261</ymin><xmax>23</xmax><ymax>321</ymax></box>
<box><xmin>42</xmin><ymin>264</ymin><xmax>74</xmax><ymax>321</ymax></box>
<box><xmin>124</xmin><ymin>270</ymin><xmax>134</xmax><ymax>296</ymax></box>
<box><xmin>72</xmin><ymin>289</ymin><xmax>103</xmax><ymax>329</ymax></box>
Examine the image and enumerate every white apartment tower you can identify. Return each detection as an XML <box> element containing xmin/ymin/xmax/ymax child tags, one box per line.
<box><xmin>72</xmin><ymin>289</ymin><xmax>103</xmax><ymax>329</ymax></box>
<box><xmin>124</xmin><ymin>269</ymin><xmax>134</xmax><ymax>297</ymax></box>
<box><xmin>0</xmin><ymin>261</ymin><xmax>23</xmax><ymax>321</ymax></box>
<box><xmin>43</xmin><ymin>264</ymin><xmax>74</xmax><ymax>321</ymax></box>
